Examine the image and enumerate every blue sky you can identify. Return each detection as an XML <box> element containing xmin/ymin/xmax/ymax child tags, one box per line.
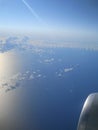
<box><xmin>0</xmin><ymin>0</ymin><xmax>98</xmax><ymax>41</ymax></box>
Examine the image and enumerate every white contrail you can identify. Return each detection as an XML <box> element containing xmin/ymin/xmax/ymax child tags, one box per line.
<box><xmin>22</xmin><ymin>0</ymin><xmax>43</xmax><ymax>23</ymax></box>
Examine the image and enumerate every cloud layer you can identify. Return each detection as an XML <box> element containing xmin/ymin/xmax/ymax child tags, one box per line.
<box><xmin>0</xmin><ymin>35</ymin><xmax>98</xmax><ymax>53</ymax></box>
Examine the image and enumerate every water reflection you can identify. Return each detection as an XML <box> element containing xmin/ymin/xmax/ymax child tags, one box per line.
<box><xmin>0</xmin><ymin>49</ymin><xmax>44</xmax><ymax>92</ymax></box>
<box><xmin>0</xmin><ymin>86</ymin><xmax>40</xmax><ymax>130</ymax></box>
<box><xmin>0</xmin><ymin>50</ymin><xmax>23</xmax><ymax>92</ymax></box>
<box><xmin>0</xmin><ymin>49</ymin><xmax>40</xmax><ymax>130</ymax></box>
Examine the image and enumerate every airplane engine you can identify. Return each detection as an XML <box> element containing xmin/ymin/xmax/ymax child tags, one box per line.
<box><xmin>77</xmin><ymin>93</ymin><xmax>98</xmax><ymax>130</ymax></box>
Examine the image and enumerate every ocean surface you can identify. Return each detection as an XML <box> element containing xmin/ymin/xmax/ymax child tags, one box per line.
<box><xmin>0</xmin><ymin>43</ymin><xmax>98</xmax><ymax>130</ymax></box>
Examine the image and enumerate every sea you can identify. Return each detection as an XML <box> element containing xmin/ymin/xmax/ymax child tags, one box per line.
<box><xmin>0</xmin><ymin>39</ymin><xmax>98</xmax><ymax>130</ymax></box>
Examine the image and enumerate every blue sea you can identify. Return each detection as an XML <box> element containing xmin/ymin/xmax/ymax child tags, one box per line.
<box><xmin>0</xmin><ymin>41</ymin><xmax>98</xmax><ymax>130</ymax></box>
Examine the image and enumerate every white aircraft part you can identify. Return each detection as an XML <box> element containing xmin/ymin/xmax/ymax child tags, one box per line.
<box><xmin>77</xmin><ymin>93</ymin><xmax>98</xmax><ymax>130</ymax></box>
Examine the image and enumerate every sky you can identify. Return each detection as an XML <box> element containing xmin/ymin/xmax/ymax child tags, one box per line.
<box><xmin>0</xmin><ymin>0</ymin><xmax>98</xmax><ymax>41</ymax></box>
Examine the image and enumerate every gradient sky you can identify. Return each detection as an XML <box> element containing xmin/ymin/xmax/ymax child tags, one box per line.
<box><xmin>0</xmin><ymin>0</ymin><xmax>98</xmax><ymax>41</ymax></box>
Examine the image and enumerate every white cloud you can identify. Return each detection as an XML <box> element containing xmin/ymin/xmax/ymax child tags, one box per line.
<box><xmin>29</xmin><ymin>74</ymin><xmax>34</xmax><ymax>80</ymax></box>
<box><xmin>55</xmin><ymin>66</ymin><xmax>75</xmax><ymax>78</ymax></box>
<box><xmin>0</xmin><ymin>68</ymin><xmax>46</xmax><ymax>92</ymax></box>
<box><xmin>58</xmin><ymin>73</ymin><xmax>62</xmax><ymax>77</ymax></box>
<box><xmin>37</xmin><ymin>74</ymin><xmax>42</xmax><ymax>78</ymax></box>
<box><xmin>64</xmin><ymin>67</ymin><xmax>73</xmax><ymax>73</ymax></box>
<box><xmin>0</xmin><ymin>72</ymin><xmax>27</xmax><ymax>92</ymax></box>
<box><xmin>0</xmin><ymin>35</ymin><xmax>98</xmax><ymax>53</ymax></box>
<box><xmin>44</xmin><ymin>58</ymin><xmax>54</xmax><ymax>64</ymax></box>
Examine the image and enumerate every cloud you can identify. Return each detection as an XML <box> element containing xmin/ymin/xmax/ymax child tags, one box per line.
<box><xmin>44</xmin><ymin>58</ymin><xmax>54</xmax><ymax>62</ymax></box>
<box><xmin>0</xmin><ymin>36</ymin><xmax>23</xmax><ymax>53</ymax></box>
<box><xmin>0</xmin><ymin>35</ymin><xmax>98</xmax><ymax>53</ymax></box>
<box><xmin>55</xmin><ymin>66</ymin><xmax>75</xmax><ymax>78</ymax></box>
<box><xmin>37</xmin><ymin>74</ymin><xmax>42</xmax><ymax>78</ymax></box>
<box><xmin>0</xmin><ymin>72</ymin><xmax>24</xmax><ymax>92</ymax></box>
<box><xmin>64</xmin><ymin>67</ymin><xmax>73</xmax><ymax>73</ymax></box>
<box><xmin>58</xmin><ymin>73</ymin><xmax>62</xmax><ymax>77</ymax></box>
<box><xmin>0</xmin><ymin>68</ymin><xmax>46</xmax><ymax>92</ymax></box>
<box><xmin>29</xmin><ymin>74</ymin><xmax>34</xmax><ymax>80</ymax></box>
<box><xmin>43</xmin><ymin>58</ymin><xmax>54</xmax><ymax>64</ymax></box>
